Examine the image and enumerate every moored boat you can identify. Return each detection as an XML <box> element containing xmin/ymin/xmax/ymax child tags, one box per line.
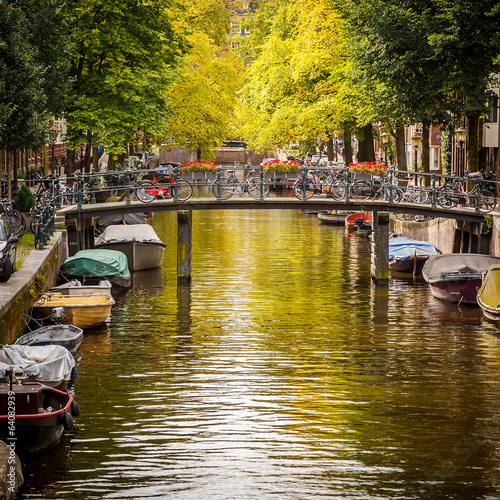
<box><xmin>422</xmin><ymin>253</ymin><xmax>500</xmax><ymax>304</ymax></box>
<box><xmin>345</xmin><ymin>212</ymin><xmax>372</xmax><ymax>230</ymax></box>
<box><xmin>14</xmin><ymin>324</ymin><xmax>84</xmax><ymax>354</ymax></box>
<box><xmin>33</xmin><ymin>290</ymin><xmax>115</xmax><ymax>329</ymax></box>
<box><xmin>59</xmin><ymin>249</ymin><xmax>131</xmax><ymax>293</ymax></box>
<box><xmin>318</xmin><ymin>211</ymin><xmax>353</xmax><ymax>225</ymax></box>
<box><xmin>48</xmin><ymin>279</ymin><xmax>112</xmax><ymax>297</ymax></box>
<box><xmin>95</xmin><ymin>224</ymin><xmax>166</xmax><ymax>271</ymax></box>
<box><xmin>0</xmin><ymin>345</ymin><xmax>77</xmax><ymax>389</ymax></box>
<box><xmin>477</xmin><ymin>264</ymin><xmax>500</xmax><ymax>321</ymax></box>
<box><xmin>0</xmin><ymin>377</ymin><xmax>77</xmax><ymax>455</ymax></box>
<box><xmin>389</xmin><ymin>236</ymin><xmax>440</xmax><ymax>274</ymax></box>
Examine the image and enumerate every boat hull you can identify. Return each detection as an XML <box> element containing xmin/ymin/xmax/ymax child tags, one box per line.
<box><xmin>389</xmin><ymin>257</ymin><xmax>429</xmax><ymax>274</ymax></box>
<box><xmin>0</xmin><ymin>384</ymin><xmax>74</xmax><ymax>455</ymax></box>
<box><xmin>477</xmin><ymin>265</ymin><xmax>500</xmax><ymax>321</ymax></box>
<box><xmin>428</xmin><ymin>278</ymin><xmax>481</xmax><ymax>304</ymax></box>
<box><xmin>14</xmin><ymin>325</ymin><xmax>84</xmax><ymax>354</ymax></box>
<box><xmin>34</xmin><ymin>292</ymin><xmax>115</xmax><ymax>329</ymax></box>
<box><xmin>95</xmin><ymin>240</ymin><xmax>165</xmax><ymax>271</ymax></box>
<box><xmin>318</xmin><ymin>212</ymin><xmax>351</xmax><ymax>225</ymax></box>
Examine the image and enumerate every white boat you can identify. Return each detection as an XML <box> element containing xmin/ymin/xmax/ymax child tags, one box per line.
<box><xmin>0</xmin><ymin>345</ymin><xmax>77</xmax><ymax>389</ymax></box>
<box><xmin>49</xmin><ymin>279</ymin><xmax>112</xmax><ymax>297</ymax></box>
<box><xmin>94</xmin><ymin>224</ymin><xmax>166</xmax><ymax>271</ymax></box>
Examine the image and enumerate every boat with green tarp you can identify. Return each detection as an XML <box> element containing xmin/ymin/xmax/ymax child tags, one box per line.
<box><xmin>59</xmin><ymin>249</ymin><xmax>131</xmax><ymax>293</ymax></box>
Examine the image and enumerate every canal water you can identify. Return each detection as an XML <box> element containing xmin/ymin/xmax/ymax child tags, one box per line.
<box><xmin>18</xmin><ymin>209</ymin><xmax>500</xmax><ymax>499</ymax></box>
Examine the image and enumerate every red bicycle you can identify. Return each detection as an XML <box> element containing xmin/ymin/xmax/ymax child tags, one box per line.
<box><xmin>135</xmin><ymin>171</ymin><xmax>193</xmax><ymax>202</ymax></box>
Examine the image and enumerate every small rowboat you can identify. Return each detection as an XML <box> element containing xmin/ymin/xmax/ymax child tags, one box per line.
<box><xmin>477</xmin><ymin>264</ymin><xmax>500</xmax><ymax>321</ymax></box>
<box><xmin>318</xmin><ymin>211</ymin><xmax>353</xmax><ymax>226</ymax></box>
<box><xmin>345</xmin><ymin>212</ymin><xmax>372</xmax><ymax>230</ymax></box>
<box><xmin>34</xmin><ymin>291</ymin><xmax>115</xmax><ymax>329</ymax></box>
<box><xmin>14</xmin><ymin>325</ymin><xmax>84</xmax><ymax>354</ymax></box>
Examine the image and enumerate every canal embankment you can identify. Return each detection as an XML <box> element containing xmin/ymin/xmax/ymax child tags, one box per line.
<box><xmin>0</xmin><ymin>231</ymin><xmax>67</xmax><ymax>344</ymax></box>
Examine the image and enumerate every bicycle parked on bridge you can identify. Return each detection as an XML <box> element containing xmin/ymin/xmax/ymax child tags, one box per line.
<box><xmin>135</xmin><ymin>168</ymin><xmax>193</xmax><ymax>202</ymax></box>
<box><xmin>436</xmin><ymin>171</ymin><xmax>496</xmax><ymax>213</ymax></box>
<box><xmin>211</xmin><ymin>162</ymin><xmax>270</xmax><ymax>200</ymax></box>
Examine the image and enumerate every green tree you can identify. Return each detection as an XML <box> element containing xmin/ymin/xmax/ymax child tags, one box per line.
<box><xmin>64</xmin><ymin>0</ymin><xmax>187</xmax><ymax>166</ymax></box>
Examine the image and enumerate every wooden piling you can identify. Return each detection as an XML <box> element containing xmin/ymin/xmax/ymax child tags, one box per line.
<box><xmin>371</xmin><ymin>212</ymin><xmax>390</xmax><ymax>283</ymax></box>
<box><xmin>177</xmin><ymin>210</ymin><xmax>192</xmax><ymax>283</ymax></box>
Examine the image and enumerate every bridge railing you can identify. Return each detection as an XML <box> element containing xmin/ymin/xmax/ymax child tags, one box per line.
<box><xmin>17</xmin><ymin>165</ymin><xmax>500</xmax><ymax>215</ymax></box>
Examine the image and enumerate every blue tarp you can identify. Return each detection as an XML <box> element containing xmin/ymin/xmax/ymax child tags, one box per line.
<box><xmin>389</xmin><ymin>236</ymin><xmax>440</xmax><ymax>262</ymax></box>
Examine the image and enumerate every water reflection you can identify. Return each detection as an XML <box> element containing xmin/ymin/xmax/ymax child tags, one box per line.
<box><xmin>17</xmin><ymin>209</ymin><xmax>500</xmax><ymax>499</ymax></box>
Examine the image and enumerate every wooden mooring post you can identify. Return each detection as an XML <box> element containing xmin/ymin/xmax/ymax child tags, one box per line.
<box><xmin>177</xmin><ymin>210</ymin><xmax>192</xmax><ymax>283</ymax></box>
<box><xmin>371</xmin><ymin>212</ymin><xmax>390</xmax><ymax>283</ymax></box>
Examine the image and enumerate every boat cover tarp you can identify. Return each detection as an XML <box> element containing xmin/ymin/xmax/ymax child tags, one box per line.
<box><xmin>0</xmin><ymin>345</ymin><xmax>75</xmax><ymax>382</ymax></box>
<box><xmin>96</xmin><ymin>213</ymin><xmax>148</xmax><ymax>231</ymax></box>
<box><xmin>389</xmin><ymin>236</ymin><xmax>440</xmax><ymax>261</ymax></box>
<box><xmin>422</xmin><ymin>253</ymin><xmax>500</xmax><ymax>282</ymax></box>
<box><xmin>60</xmin><ymin>249</ymin><xmax>130</xmax><ymax>278</ymax></box>
<box><xmin>95</xmin><ymin>224</ymin><xmax>165</xmax><ymax>246</ymax></box>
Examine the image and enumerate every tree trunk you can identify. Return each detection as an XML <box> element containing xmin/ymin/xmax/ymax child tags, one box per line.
<box><xmin>421</xmin><ymin>123</ymin><xmax>430</xmax><ymax>187</ymax></box>
<box><xmin>12</xmin><ymin>149</ymin><xmax>19</xmax><ymax>195</ymax></box>
<box><xmin>467</xmin><ymin>112</ymin><xmax>480</xmax><ymax>173</ymax></box>
<box><xmin>92</xmin><ymin>135</ymin><xmax>99</xmax><ymax>172</ymax></box>
<box><xmin>394</xmin><ymin>126</ymin><xmax>406</xmax><ymax>171</ymax></box>
<box><xmin>67</xmin><ymin>149</ymin><xmax>75</xmax><ymax>176</ymax></box>
<box><xmin>84</xmin><ymin>131</ymin><xmax>92</xmax><ymax>174</ymax></box>
<box><xmin>327</xmin><ymin>137</ymin><xmax>334</xmax><ymax>161</ymax></box>
<box><xmin>357</xmin><ymin>123</ymin><xmax>375</xmax><ymax>162</ymax></box>
<box><xmin>343</xmin><ymin>126</ymin><xmax>353</xmax><ymax>165</ymax></box>
<box><xmin>108</xmin><ymin>154</ymin><xmax>116</xmax><ymax>171</ymax></box>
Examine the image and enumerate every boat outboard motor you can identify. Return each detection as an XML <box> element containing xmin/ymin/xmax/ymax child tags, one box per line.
<box><xmin>51</xmin><ymin>307</ymin><xmax>66</xmax><ymax>324</ymax></box>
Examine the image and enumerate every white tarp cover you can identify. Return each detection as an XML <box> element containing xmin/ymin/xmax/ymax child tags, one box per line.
<box><xmin>422</xmin><ymin>253</ymin><xmax>500</xmax><ymax>282</ymax></box>
<box><xmin>0</xmin><ymin>345</ymin><xmax>75</xmax><ymax>383</ymax></box>
<box><xmin>95</xmin><ymin>224</ymin><xmax>164</xmax><ymax>245</ymax></box>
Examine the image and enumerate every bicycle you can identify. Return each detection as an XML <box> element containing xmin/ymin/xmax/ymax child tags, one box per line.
<box><xmin>135</xmin><ymin>168</ymin><xmax>193</xmax><ymax>202</ymax></box>
<box><xmin>293</xmin><ymin>168</ymin><xmax>341</xmax><ymax>200</ymax></box>
<box><xmin>211</xmin><ymin>163</ymin><xmax>270</xmax><ymax>200</ymax></box>
<box><xmin>436</xmin><ymin>171</ymin><xmax>496</xmax><ymax>213</ymax></box>
<box><xmin>0</xmin><ymin>198</ymin><xmax>26</xmax><ymax>237</ymax></box>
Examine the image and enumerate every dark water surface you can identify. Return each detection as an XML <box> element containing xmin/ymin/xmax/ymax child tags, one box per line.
<box><xmin>18</xmin><ymin>210</ymin><xmax>500</xmax><ymax>499</ymax></box>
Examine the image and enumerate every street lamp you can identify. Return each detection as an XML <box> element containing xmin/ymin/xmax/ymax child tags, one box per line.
<box><xmin>49</xmin><ymin>125</ymin><xmax>59</xmax><ymax>176</ymax></box>
<box><xmin>411</xmin><ymin>133</ymin><xmax>421</xmax><ymax>172</ymax></box>
<box><xmin>381</xmin><ymin>131</ymin><xmax>390</xmax><ymax>165</ymax></box>
<box><xmin>454</xmin><ymin>126</ymin><xmax>468</xmax><ymax>176</ymax></box>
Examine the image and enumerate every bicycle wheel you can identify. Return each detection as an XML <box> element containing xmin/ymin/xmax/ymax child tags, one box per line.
<box><xmin>329</xmin><ymin>180</ymin><xmax>347</xmax><ymax>200</ymax></box>
<box><xmin>212</xmin><ymin>177</ymin><xmax>236</xmax><ymax>200</ymax></box>
<box><xmin>394</xmin><ymin>212</ymin><xmax>414</xmax><ymax>221</ymax></box>
<box><xmin>375</xmin><ymin>185</ymin><xmax>403</xmax><ymax>202</ymax></box>
<box><xmin>135</xmin><ymin>180</ymin><xmax>155</xmax><ymax>203</ymax></box>
<box><xmin>406</xmin><ymin>186</ymin><xmax>429</xmax><ymax>204</ymax></box>
<box><xmin>171</xmin><ymin>179</ymin><xmax>193</xmax><ymax>201</ymax></box>
<box><xmin>436</xmin><ymin>185</ymin><xmax>458</xmax><ymax>208</ymax></box>
<box><xmin>6</xmin><ymin>209</ymin><xmax>26</xmax><ymax>236</ymax></box>
<box><xmin>477</xmin><ymin>189</ymin><xmax>496</xmax><ymax>213</ymax></box>
<box><xmin>350</xmin><ymin>180</ymin><xmax>372</xmax><ymax>201</ymax></box>
<box><xmin>30</xmin><ymin>215</ymin><xmax>40</xmax><ymax>234</ymax></box>
<box><xmin>247</xmin><ymin>176</ymin><xmax>270</xmax><ymax>199</ymax></box>
<box><xmin>293</xmin><ymin>178</ymin><xmax>315</xmax><ymax>200</ymax></box>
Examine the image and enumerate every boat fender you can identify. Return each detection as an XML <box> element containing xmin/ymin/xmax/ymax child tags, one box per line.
<box><xmin>62</xmin><ymin>411</ymin><xmax>74</xmax><ymax>431</ymax></box>
<box><xmin>70</xmin><ymin>399</ymin><xmax>80</xmax><ymax>417</ymax></box>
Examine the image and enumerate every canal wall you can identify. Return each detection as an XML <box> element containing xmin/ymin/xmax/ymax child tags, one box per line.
<box><xmin>0</xmin><ymin>231</ymin><xmax>67</xmax><ymax>344</ymax></box>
